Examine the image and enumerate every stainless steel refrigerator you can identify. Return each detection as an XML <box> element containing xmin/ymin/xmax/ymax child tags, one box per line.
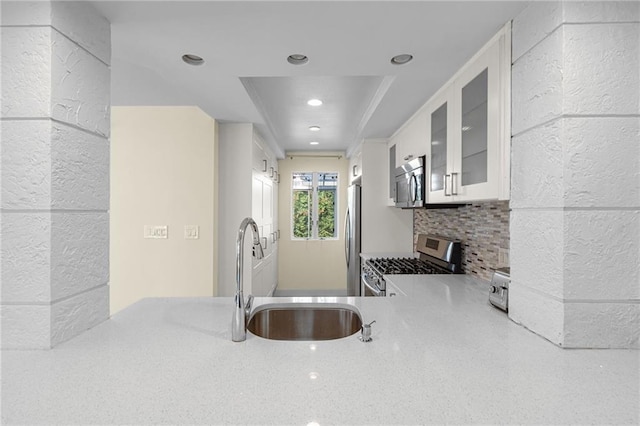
<box><xmin>345</xmin><ymin>180</ymin><xmax>361</xmax><ymax>296</ymax></box>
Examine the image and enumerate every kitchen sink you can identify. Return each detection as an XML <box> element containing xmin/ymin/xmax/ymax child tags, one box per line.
<box><xmin>247</xmin><ymin>303</ymin><xmax>362</xmax><ymax>341</ymax></box>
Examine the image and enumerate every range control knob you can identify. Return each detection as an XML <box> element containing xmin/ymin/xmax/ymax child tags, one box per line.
<box><xmin>490</xmin><ymin>285</ymin><xmax>499</xmax><ymax>294</ymax></box>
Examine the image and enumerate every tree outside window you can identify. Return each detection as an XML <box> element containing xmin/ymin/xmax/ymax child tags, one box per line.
<box><xmin>292</xmin><ymin>172</ymin><xmax>338</xmax><ymax>240</ymax></box>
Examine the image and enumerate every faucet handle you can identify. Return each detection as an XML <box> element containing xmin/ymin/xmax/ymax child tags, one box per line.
<box><xmin>244</xmin><ymin>295</ymin><xmax>254</xmax><ymax>327</ymax></box>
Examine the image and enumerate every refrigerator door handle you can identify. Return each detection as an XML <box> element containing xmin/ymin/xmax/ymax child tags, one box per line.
<box><xmin>344</xmin><ymin>208</ymin><xmax>351</xmax><ymax>267</ymax></box>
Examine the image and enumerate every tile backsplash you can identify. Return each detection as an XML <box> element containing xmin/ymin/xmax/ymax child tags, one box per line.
<box><xmin>414</xmin><ymin>200</ymin><xmax>510</xmax><ymax>281</ymax></box>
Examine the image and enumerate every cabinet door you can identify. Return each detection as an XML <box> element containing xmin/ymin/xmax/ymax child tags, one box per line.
<box><xmin>272</xmin><ymin>172</ymin><xmax>279</xmax><ymax>249</ymax></box>
<box><xmin>426</xmin><ymin>86</ymin><xmax>455</xmax><ymax>203</ymax></box>
<box><xmin>263</xmin><ymin>178</ymin><xmax>273</xmax><ymax>221</ymax></box>
<box><xmin>392</xmin><ymin>131</ymin><xmax>406</xmax><ymax>168</ymax></box>
<box><xmin>262</xmin><ymin>178</ymin><xmax>273</xmax><ymax>256</ymax></box>
<box><xmin>262</xmin><ymin>257</ymin><xmax>275</xmax><ymax>296</ymax></box>
<box><xmin>265</xmin><ymin>151</ymin><xmax>276</xmax><ymax>180</ymax></box>
<box><xmin>269</xmin><ymin>251</ymin><xmax>278</xmax><ymax>296</ymax></box>
<box><xmin>402</xmin><ymin>110</ymin><xmax>428</xmax><ymax>164</ymax></box>
<box><xmin>252</xmin><ymin>173</ymin><xmax>268</xmax><ymax>266</ymax></box>
<box><xmin>252</xmin><ymin>261</ymin><xmax>264</xmax><ymax>296</ymax></box>
<box><xmin>252</xmin><ymin>139</ymin><xmax>267</xmax><ymax>174</ymax></box>
<box><xmin>261</xmin><ymin>224</ymin><xmax>271</xmax><ymax>257</ymax></box>
<box><xmin>452</xmin><ymin>41</ymin><xmax>500</xmax><ymax>200</ymax></box>
<box><xmin>252</xmin><ymin>174</ymin><xmax>263</xmax><ymax>222</ymax></box>
<box><xmin>349</xmin><ymin>150</ymin><xmax>362</xmax><ymax>181</ymax></box>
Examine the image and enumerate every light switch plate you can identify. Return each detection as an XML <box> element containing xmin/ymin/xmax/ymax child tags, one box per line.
<box><xmin>184</xmin><ymin>225</ymin><xmax>199</xmax><ymax>239</ymax></box>
<box><xmin>144</xmin><ymin>225</ymin><xmax>168</xmax><ymax>239</ymax></box>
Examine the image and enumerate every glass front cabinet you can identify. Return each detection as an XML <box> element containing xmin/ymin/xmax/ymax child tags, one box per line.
<box><xmin>427</xmin><ymin>24</ymin><xmax>510</xmax><ymax>203</ymax></box>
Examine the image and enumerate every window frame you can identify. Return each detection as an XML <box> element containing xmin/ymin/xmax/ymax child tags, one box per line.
<box><xmin>291</xmin><ymin>171</ymin><xmax>339</xmax><ymax>241</ymax></box>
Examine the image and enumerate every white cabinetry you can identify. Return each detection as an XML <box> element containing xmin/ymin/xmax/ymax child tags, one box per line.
<box><xmin>253</xmin><ymin>135</ymin><xmax>279</xmax><ymax>182</ymax></box>
<box><xmin>428</xmin><ymin>24</ymin><xmax>511</xmax><ymax>203</ymax></box>
<box><xmin>252</xmin><ymin>172</ymin><xmax>277</xmax><ymax>292</ymax></box>
<box><xmin>388</xmin><ymin>23</ymin><xmax>511</xmax><ymax>205</ymax></box>
<box><xmin>218</xmin><ymin>123</ymin><xmax>279</xmax><ymax>297</ymax></box>
<box><xmin>392</xmin><ymin>111</ymin><xmax>428</xmax><ymax>168</ymax></box>
<box><xmin>252</xmin><ymin>142</ymin><xmax>278</xmax><ymax>296</ymax></box>
<box><xmin>348</xmin><ymin>146</ymin><xmax>362</xmax><ymax>182</ymax></box>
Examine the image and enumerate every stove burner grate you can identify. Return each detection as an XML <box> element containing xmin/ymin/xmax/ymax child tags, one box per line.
<box><xmin>367</xmin><ymin>257</ymin><xmax>450</xmax><ymax>275</ymax></box>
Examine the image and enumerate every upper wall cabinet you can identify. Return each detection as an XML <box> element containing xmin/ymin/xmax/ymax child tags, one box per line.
<box><xmin>428</xmin><ymin>23</ymin><xmax>511</xmax><ymax>203</ymax></box>
<box><xmin>392</xmin><ymin>109</ymin><xmax>429</xmax><ymax>168</ymax></box>
<box><xmin>253</xmin><ymin>134</ymin><xmax>279</xmax><ymax>183</ymax></box>
<box><xmin>349</xmin><ymin>146</ymin><xmax>362</xmax><ymax>182</ymax></box>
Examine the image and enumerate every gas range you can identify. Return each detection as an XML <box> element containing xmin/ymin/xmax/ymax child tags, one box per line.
<box><xmin>361</xmin><ymin>234</ymin><xmax>462</xmax><ymax>297</ymax></box>
<box><xmin>367</xmin><ymin>257</ymin><xmax>449</xmax><ymax>275</ymax></box>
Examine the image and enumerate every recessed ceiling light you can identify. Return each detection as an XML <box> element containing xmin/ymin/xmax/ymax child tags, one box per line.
<box><xmin>309</xmin><ymin>126</ymin><xmax>320</xmax><ymax>132</ymax></box>
<box><xmin>182</xmin><ymin>54</ymin><xmax>204</xmax><ymax>66</ymax></box>
<box><xmin>307</xmin><ymin>99</ymin><xmax>323</xmax><ymax>106</ymax></box>
<box><xmin>390</xmin><ymin>54</ymin><xmax>413</xmax><ymax>65</ymax></box>
<box><xmin>310</xmin><ymin>141</ymin><xmax>319</xmax><ymax>145</ymax></box>
<box><xmin>287</xmin><ymin>54</ymin><xmax>308</xmax><ymax>65</ymax></box>
<box><xmin>431</xmin><ymin>140</ymin><xmax>441</xmax><ymax>146</ymax></box>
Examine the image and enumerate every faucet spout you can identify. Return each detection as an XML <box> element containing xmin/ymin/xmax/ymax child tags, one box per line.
<box><xmin>232</xmin><ymin>217</ymin><xmax>263</xmax><ymax>342</ymax></box>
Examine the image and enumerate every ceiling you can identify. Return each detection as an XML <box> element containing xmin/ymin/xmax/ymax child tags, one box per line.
<box><xmin>92</xmin><ymin>1</ymin><xmax>529</xmax><ymax>158</ymax></box>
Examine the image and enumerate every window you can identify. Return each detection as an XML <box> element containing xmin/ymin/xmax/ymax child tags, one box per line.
<box><xmin>292</xmin><ymin>172</ymin><xmax>338</xmax><ymax>239</ymax></box>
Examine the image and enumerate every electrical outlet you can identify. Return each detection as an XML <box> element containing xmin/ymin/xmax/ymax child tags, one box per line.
<box><xmin>184</xmin><ymin>225</ymin><xmax>199</xmax><ymax>240</ymax></box>
<box><xmin>498</xmin><ymin>248</ymin><xmax>510</xmax><ymax>266</ymax></box>
<box><xmin>144</xmin><ymin>225</ymin><xmax>168</xmax><ymax>239</ymax></box>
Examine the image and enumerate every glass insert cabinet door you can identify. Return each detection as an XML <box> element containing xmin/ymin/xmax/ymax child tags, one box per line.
<box><xmin>425</xmin><ymin>24</ymin><xmax>507</xmax><ymax>203</ymax></box>
<box><xmin>430</xmin><ymin>102</ymin><xmax>447</xmax><ymax>192</ymax></box>
<box><xmin>452</xmin><ymin>37</ymin><xmax>501</xmax><ymax>201</ymax></box>
<box><xmin>460</xmin><ymin>68</ymin><xmax>488</xmax><ymax>187</ymax></box>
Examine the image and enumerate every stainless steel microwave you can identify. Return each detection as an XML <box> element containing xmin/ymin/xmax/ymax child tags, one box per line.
<box><xmin>394</xmin><ymin>156</ymin><xmax>426</xmax><ymax>208</ymax></box>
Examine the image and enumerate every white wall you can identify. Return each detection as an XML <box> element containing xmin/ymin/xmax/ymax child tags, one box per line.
<box><xmin>216</xmin><ymin>123</ymin><xmax>254</xmax><ymax>297</ymax></box>
<box><xmin>509</xmin><ymin>1</ymin><xmax>640</xmax><ymax>348</ymax></box>
<box><xmin>360</xmin><ymin>140</ymin><xmax>414</xmax><ymax>254</ymax></box>
<box><xmin>277</xmin><ymin>153</ymin><xmax>349</xmax><ymax>291</ymax></box>
<box><xmin>110</xmin><ymin>106</ymin><xmax>217</xmax><ymax>315</ymax></box>
<box><xmin>1</xmin><ymin>1</ymin><xmax>111</xmax><ymax>349</ymax></box>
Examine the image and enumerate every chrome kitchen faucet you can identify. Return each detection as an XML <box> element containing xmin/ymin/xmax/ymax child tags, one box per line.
<box><xmin>231</xmin><ymin>217</ymin><xmax>264</xmax><ymax>342</ymax></box>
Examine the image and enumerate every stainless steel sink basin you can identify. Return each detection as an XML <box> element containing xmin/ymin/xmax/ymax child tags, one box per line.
<box><xmin>247</xmin><ymin>303</ymin><xmax>362</xmax><ymax>341</ymax></box>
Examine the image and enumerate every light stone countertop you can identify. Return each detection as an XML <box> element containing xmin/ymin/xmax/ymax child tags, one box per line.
<box><xmin>2</xmin><ymin>275</ymin><xmax>638</xmax><ymax>425</ymax></box>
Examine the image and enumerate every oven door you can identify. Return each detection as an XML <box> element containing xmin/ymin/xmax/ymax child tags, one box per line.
<box><xmin>361</xmin><ymin>273</ymin><xmax>385</xmax><ymax>297</ymax></box>
<box><xmin>394</xmin><ymin>173</ymin><xmax>410</xmax><ymax>208</ymax></box>
<box><xmin>408</xmin><ymin>168</ymin><xmax>425</xmax><ymax>208</ymax></box>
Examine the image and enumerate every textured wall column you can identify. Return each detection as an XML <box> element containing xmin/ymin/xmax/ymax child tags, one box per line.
<box><xmin>1</xmin><ymin>1</ymin><xmax>110</xmax><ymax>348</ymax></box>
<box><xmin>510</xmin><ymin>1</ymin><xmax>639</xmax><ymax>348</ymax></box>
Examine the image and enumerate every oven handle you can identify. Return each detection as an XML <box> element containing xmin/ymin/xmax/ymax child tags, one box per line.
<box><xmin>361</xmin><ymin>274</ymin><xmax>384</xmax><ymax>296</ymax></box>
<box><xmin>410</xmin><ymin>173</ymin><xmax>418</xmax><ymax>203</ymax></box>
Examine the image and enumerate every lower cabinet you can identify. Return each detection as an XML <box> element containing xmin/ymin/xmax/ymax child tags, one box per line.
<box><xmin>252</xmin><ymin>253</ymin><xmax>277</xmax><ymax>296</ymax></box>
